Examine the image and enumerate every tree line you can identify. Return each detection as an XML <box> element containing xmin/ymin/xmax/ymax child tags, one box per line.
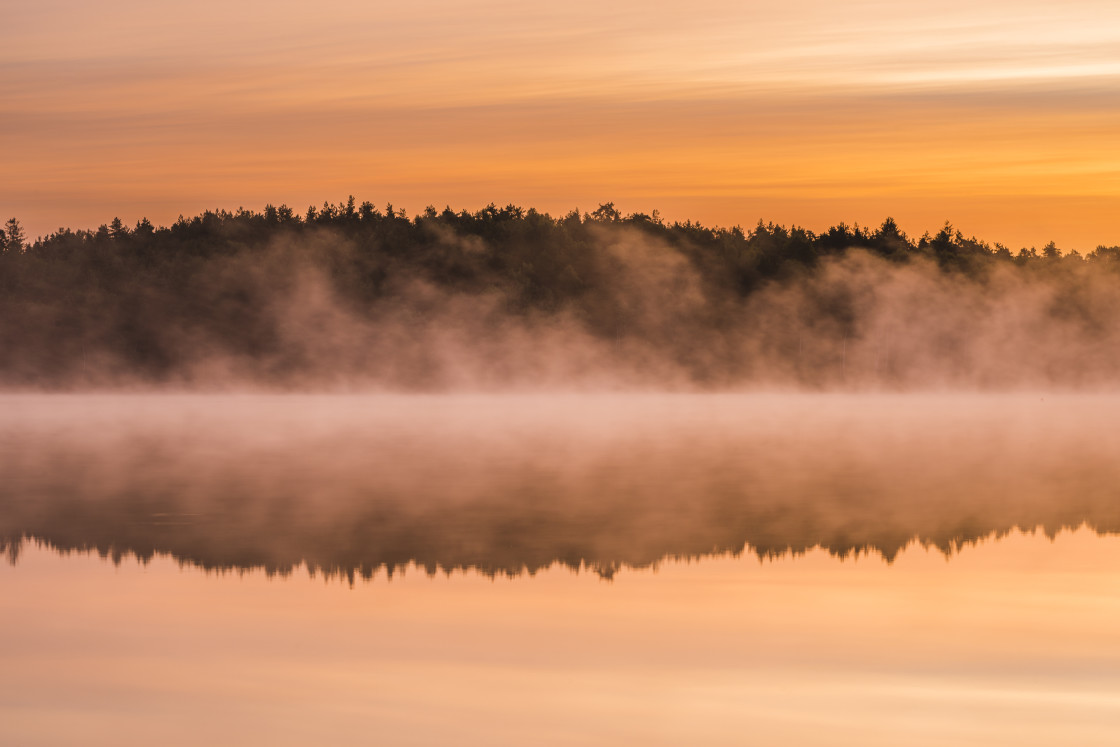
<box><xmin>2</xmin><ymin>200</ymin><xmax>1119</xmax><ymax>387</ymax></box>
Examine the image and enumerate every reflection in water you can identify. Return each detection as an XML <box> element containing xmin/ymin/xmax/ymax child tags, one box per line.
<box><xmin>6</xmin><ymin>531</ymin><xmax>1120</xmax><ymax>747</ymax></box>
<box><xmin>3</xmin><ymin>393</ymin><xmax>1120</xmax><ymax>579</ymax></box>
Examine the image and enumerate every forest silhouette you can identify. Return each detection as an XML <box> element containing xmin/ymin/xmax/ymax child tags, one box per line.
<box><xmin>4</xmin><ymin>201</ymin><xmax>1120</xmax><ymax>389</ymax></box>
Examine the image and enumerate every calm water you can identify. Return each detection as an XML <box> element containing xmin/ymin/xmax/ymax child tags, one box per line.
<box><xmin>3</xmin><ymin>394</ymin><xmax>1120</xmax><ymax>745</ymax></box>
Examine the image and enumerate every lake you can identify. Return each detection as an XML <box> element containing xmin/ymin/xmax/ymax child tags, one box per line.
<box><xmin>3</xmin><ymin>394</ymin><xmax>1120</xmax><ymax>745</ymax></box>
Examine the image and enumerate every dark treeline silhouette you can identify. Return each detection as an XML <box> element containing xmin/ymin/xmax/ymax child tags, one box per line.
<box><xmin>3</xmin><ymin>503</ymin><xmax>1112</xmax><ymax>583</ymax></box>
<box><xmin>3</xmin><ymin>394</ymin><xmax>1119</xmax><ymax>581</ymax></box>
<box><xmin>4</xmin><ymin>201</ymin><xmax>1120</xmax><ymax>388</ymax></box>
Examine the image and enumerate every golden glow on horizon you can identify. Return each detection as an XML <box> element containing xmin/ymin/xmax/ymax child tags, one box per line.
<box><xmin>4</xmin><ymin>0</ymin><xmax>1120</xmax><ymax>248</ymax></box>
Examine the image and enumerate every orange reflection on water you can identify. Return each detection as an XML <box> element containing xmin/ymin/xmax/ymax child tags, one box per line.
<box><xmin>3</xmin><ymin>529</ymin><xmax>1120</xmax><ymax>746</ymax></box>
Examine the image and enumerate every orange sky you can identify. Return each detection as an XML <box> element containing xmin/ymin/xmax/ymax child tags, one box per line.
<box><xmin>5</xmin><ymin>0</ymin><xmax>1120</xmax><ymax>248</ymax></box>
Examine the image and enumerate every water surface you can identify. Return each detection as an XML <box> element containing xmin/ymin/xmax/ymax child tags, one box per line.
<box><xmin>3</xmin><ymin>394</ymin><xmax>1120</xmax><ymax>744</ymax></box>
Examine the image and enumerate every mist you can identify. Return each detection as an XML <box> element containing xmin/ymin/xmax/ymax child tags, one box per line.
<box><xmin>4</xmin><ymin>205</ymin><xmax>1120</xmax><ymax>390</ymax></box>
<box><xmin>6</xmin><ymin>205</ymin><xmax>1120</xmax><ymax>573</ymax></box>
<box><xmin>4</xmin><ymin>393</ymin><xmax>1120</xmax><ymax>579</ymax></box>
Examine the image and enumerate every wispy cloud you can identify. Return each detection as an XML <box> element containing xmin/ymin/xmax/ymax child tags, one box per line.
<box><xmin>5</xmin><ymin>0</ymin><xmax>1120</xmax><ymax>245</ymax></box>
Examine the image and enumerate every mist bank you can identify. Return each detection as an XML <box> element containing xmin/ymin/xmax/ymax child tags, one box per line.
<box><xmin>4</xmin><ymin>203</ymin><xmax>1120</xmax><ymax>389</ymax></box>
<box><xmin>3</xmin><ymin>394</ymin><xmax>1120</xmax><ymax>579</ymax></box>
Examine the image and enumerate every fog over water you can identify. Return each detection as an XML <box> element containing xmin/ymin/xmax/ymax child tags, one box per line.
<box><xmin>8</xmin><ymin>219</ymin><xmax>1120</xmax><ymax>573</ymax></box>
<box><xmin>4</xmin><ymin>393</ymin><xmax>1118</xmax><ymax>579</ymax></box>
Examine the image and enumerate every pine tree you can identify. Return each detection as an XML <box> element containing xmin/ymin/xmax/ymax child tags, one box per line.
<box><xmin>4</xmin><ymin>218</ymin><xmax>24</xmax><ymax>252</ymax></box>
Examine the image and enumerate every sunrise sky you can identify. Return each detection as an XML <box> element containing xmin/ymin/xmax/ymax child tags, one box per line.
<box><xmin>5</xmin><ymin>0</ymin><xmax>1120</xmax><ymax>248</ymax></box>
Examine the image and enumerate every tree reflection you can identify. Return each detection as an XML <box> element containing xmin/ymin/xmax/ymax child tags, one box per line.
<box><xmin>3</xmin><ymin>395</ymin><xmax>1119</xmax><ymax>581</ymax></box>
